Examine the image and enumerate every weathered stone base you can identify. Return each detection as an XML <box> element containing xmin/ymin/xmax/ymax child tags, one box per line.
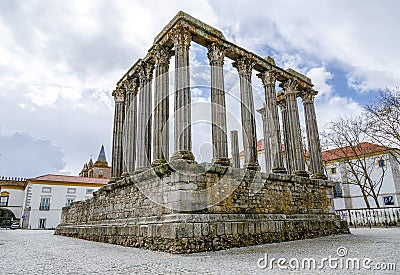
<box><xmin>55</xmin><ymin>213</ymin><xmax>349</xmax><ymax>254</ymax></box>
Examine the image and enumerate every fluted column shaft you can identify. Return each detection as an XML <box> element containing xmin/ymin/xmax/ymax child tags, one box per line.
<box><xmin>233</xmin><ymin>57</ymin><xmax>260</xmax><ymax>171</ymax></box>
<box><xmin>171</xmin><ymin>25</ymin><xmax>195</xmax><ymax>161</ymax></box>
<box><xmin>257</xmin><ymin>107</ymin><xmax>271</xmax><ymax>173</ymax></box>
<box><xmin>135</xmin><ymin>62</ymin><xmax>154</xmax><ymax>172</ymax></box>
<box><xmin>230</xmin><ymin>130</ymin><xmax>240</xmax><ymax>168</ymax></box>
<box><xmin>282</xmin><ymin>79</ymin><xmax>307</xmax><ymax>176</ymax></box>
<box><xmin>258</xmin><ymin>71</ymin><xmax>286</xmax><ymax>174</ymax></box>
<box><xmin>152</xmin><ymin>46</ymin><xmax>171</xmax><ymax>166</ymax></box>
<box><xmin>111</xmin><ymin>87</ymin><xmax>126</xmax><ymax>179</ymax></box>
<box><xmin>302</xmin><ymin>92</ymin><xmax>327</xmax><ymax>179</ymax></box>
<box><xmin>208</xmin><ymin>43</ymin><xmax>229</xmax><ymax>166</ymax></box>
<box><xmin>277</xmin><ymin>94</ymin><xmax>292</xmax><ymax>174</ymax></box>
<box><xmin>123</xmin><ymin>76</ymin><xmax>138</xmax><ymax>174</ymax></box>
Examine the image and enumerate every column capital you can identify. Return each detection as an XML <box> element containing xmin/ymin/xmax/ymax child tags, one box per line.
<box><xmin>112</xmin><ymin>87</ymin><xmax>125</xmax><ymax>103</ymax></box>
<box><xmin>280</xmin><ymin>77</ymin><xmax>298</xmax><ymax>95</ymax></box>
<box><xmin>171</xmin><ymin>23</ymin><xmax>191</xmax><ymax>48</ymax></box>
<box><xmin>125</xmin><ymin>75</ymin><xmax>139</xmax><ymax>94</ymax></box>
<box><xmin>207</xmin><ymin>42</ymin><xmax>225</xmax><ymax>66</ymax></box>
<box><xmin>144</xmin><ymin>62</ymin><xmax>154</xmax><ymax>81</ymax></box>
<box><xmin>276</xmin><ymin>91</ymin><xmax>286</xmax><ymax>109</ymax></box>
<box><xmin>300</xmin><ymin>90</ymin><xmax>318</xmax><ymax>104</ymax></box>
<box><xmin>232</xmin><ymin>57</ymin><xmax>254</xmax><ymax>77</ymax></box>
<box><xmin>257</xmin><ymin>70</ymin><xmax>277</xmax><ymax>87</ymax></box>
<box><xmin>153</xmin><ymin>44</ymin><xmax>171</xmax><ymax>66</ymax></box>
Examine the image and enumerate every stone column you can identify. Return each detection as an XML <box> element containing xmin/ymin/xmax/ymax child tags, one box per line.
<box><xmin>230</xmin><ymin>130</ymin><xmax>240</xmax><ymax>168</ymax></box>
<box><xmin>258</xmin><ymin>71</ymin><xmax>286</xmax><ymax>174</ymax></box>
<box><xmin>152</xmin><ymin>45</ymin><xmax>171</xmax><ymax>167</ymax></box>
<box><xmin>208</xmin><ymin>42</ymin><xmax>229</xmax><ymax>166</ymax></box>
<box><xmin>135</xmin><ymin>61</ymin><xmax>154</xmax><ymax>173</ymax></box>
<box><xmin>170</xmin><ymin>25</ymin><xmax>195</xmax><ymax>162</ymax></box>
<box><xmin>281</xmin><ymin>79</ymin><xmax>307</xmax><ymax>176</ymax></box>
<box><xmin>232</xmin><ymin>57</ymin><xmax>260</xmax><ymax>171</ymax></box>
<box><xmin>111</xmin><ymin>87</ymin><xmax>125</xmax><ymax>179</ymax></box>
<box><xmin>301</xmin><ymin>90</ymin><xmax>327</xmax><ymax>179</ymax></box>
<box><xmin>277</xmin><ymin>92</ymin><xmax>292</xmax><ymax>174</ymax></box>
<box><xmin>123</xmin><ymin>75</ymin><xmax>139</xmax><ymax>175</ymax></box>
<box><xmin>256</xmin><ymin>106</ymin><xmax>272</xmax><ymax>173</ymax></box>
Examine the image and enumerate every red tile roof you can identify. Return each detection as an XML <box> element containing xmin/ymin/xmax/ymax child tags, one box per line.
<box><xmin>321</xmin><ymin>142</ymin><xmax>390</xmax><ymax>162</ymax></box>
<box><xmin>28</xmin><ymin>174</ymin><xmax>109</xmax><ymax>185</ymax></box>
<box><xmin>240</xmin><ymin>140</ymin><xmax>391</xmax><ymax>162</ymax></box>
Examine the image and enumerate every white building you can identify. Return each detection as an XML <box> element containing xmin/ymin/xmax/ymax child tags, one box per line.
<box><xmin>22</xmin><ymin>174</ymin><xmax>108</xmax><ymax>229</ymax></box>
<box><xmin>250</xmin><ymin>140</ymin><xmax>400</xmax><ymax>210</ymax></box>
<box><xmin>0</xmin><ymin>177</ymin><xmax>27</xmax><ymax>227</ymax></box>
<box><xmin>322</xmin><ymin>142</ymin><xmax>400</xmax><ymax>210</ymax></box>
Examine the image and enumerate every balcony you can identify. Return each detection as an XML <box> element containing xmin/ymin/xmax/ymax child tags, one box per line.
<box><xmin>39</xmin><ymin>204</ymin><xmax>50</xmax><ymax>210</ymax></box>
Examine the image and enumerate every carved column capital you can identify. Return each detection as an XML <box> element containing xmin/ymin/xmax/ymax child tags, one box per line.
<box><xmin>112</xmin><ymin>87</ymin><xmax>126</xmax><ymax>103</ymax></box>
<box><xmin>171</xmin><ymin>23</ymin><xmax>191</xmax><ymax>48</ymax></box>
<box><xmin>232</xmin><ymin>57</ymin><xmax>254</xmax><ymax>77</ymax></box>
<box><xmin>153</xmin><ymin>45</ymin><xmax>171</xmax><ymax>66</ymax></box>
<box><xmin>280</xmin><ymin>78</ymin><xmax>298</xmax><ymax>95</ymax></box>
<box><xmin>125</xmin><ymin>75</ymin><xmax>139</xmax><ymax>94</ymax></box>
<box><xmin>301</xmin><ymin>90</ymin><xmax>318</xmax><ymax>104</ymax></box>
<box><xmin>144</xmin><ymin>62</ymin><xmax>154</xmax><ymax>81</ymax></box>
<box><xmin>258</xmin><ymin>70</ymin><xmax>277</xmax><ymax>87</ymax></box>
<box><xmin>207</xmin><ymin>42</ymin><xmax>225</xmax><ymax>66</ymax></box>
<box><xmin>276</xmin><ymin>91</ymin><xmax>286</xmax><ymax>109</ymax></box>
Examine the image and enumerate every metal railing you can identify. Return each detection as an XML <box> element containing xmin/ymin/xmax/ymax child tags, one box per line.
<box><xmin>335</xmin><ymin>207</ymin><xmax>400</xmax><ymax>227</ymax></box>
<box><xmin>39</xmin><ymin>204</ymin><xmax>50</xmax><ymax>211</ymax></box>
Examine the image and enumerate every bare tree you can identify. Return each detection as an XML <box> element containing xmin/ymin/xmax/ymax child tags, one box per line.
<box><xmin>322</xmin><ymin>116</ymin><xmax>386</xmax><ymax>208</ymax></box>
<box><xmin>365</xmin><ymin>88</ymin><xmax>400</xmax><ymax>164</ymax></box>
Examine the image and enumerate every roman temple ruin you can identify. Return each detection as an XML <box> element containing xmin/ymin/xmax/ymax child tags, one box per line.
<box><xmin>55</xmin><ymin>11</ymin><xmax>348</xmax><ymax>253</ymax></box>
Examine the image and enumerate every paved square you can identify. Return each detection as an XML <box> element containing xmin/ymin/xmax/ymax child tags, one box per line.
<box><xmin>1</xmin><ymin>228</ymin><xmax>398</xmax><ymax>274</ymax></box>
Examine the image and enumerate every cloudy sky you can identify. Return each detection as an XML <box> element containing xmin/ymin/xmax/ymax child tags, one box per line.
<box><xmin>0</xmin><ymin>0</ymin><xmax>399</xmax><ymax>178</ymax></box>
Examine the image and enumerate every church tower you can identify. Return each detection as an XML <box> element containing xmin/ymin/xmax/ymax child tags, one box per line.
<box><xmin>79</xmin><ymin>145</ymin><xmax>111</xmax><ymax>178</ymax></box>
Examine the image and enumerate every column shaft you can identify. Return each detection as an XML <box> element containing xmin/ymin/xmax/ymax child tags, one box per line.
<box><xmin>282</xmin><ymin>79</ymin><xmax>307</xmax><ymax>176</ymax></box>
<box><xmin>258</xmin><ymin>71</ymin><xmax>286</xmax><ymax>174</ymax></box>
<box><xmin>230</xmin><ymin>130</ymin><xmax>240</xmax><ymax>168</ymax></box>
<box><xmin>152</xmin><ymin>45</ymin><xmax>171</xmax><ymax>166</ymax></box>
<box><xmin>277</xmin><ymin>94</ymin><xmax>292</xmax><ymax>174</ymax></box>
<box><xmin>208</xmin><ymin>42</ymin><xmax>229</xmax><ymax>166</ymax></box>
<box><xmin>171</xmin><ymin>25</ymin><xmax>195</xmax><ymax>161</ymax></box>
<box><xmin>123</xmin><ymin>76</ymin><xmax>138</xmax><ymax>174</ymax></box>
<box><xmin>135</xmin><ymin>62</ymin><xmax>154</xmax><ymax>172</ymax></box>
<box><xmin>302</xmin><ymin>92</ymin><xmax>327</xmax><ymax>179</ymax></box>
<box><xmin>111</xmin><ymin>87</ymin><xmax>125</xmax><ymax>179</ymax></box>
<box><xmin>233</xmin><ymin>57</ymin><xmax>260</xmax><ymax>171</ymax></box>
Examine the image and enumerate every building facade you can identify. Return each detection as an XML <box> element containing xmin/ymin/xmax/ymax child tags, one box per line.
<box><xmin>0</xmin><ymin>177</ymin><xmax>27</xmax><ymax>227</ymax></box>
<box><xmin>22</xmin><ymin>174</ymin><xmax>108</xmax><ymax>229</ymax></box>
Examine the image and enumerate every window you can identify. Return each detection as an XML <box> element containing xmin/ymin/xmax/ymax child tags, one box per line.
<box><xmin>0</xmin><ymin>191</ymin><xmax>9</xmax><ymax>206</ymax></box>
<box><xmin>42</xmin><ymin>187</ymin><xmax>51</xmax><ymax>193</ymax></box>
<box><xmin>378</xmin><ymin>159</ymin><xmax>385</xmax><ymax>168</ymax></box>
<box><xmin>86</xmin><ymin>189</ymin><xmax>94</xmax><ymax>194</ymax></box>
<box><xmin>39</xmin><ymin>198</ymin><xmax>50</xmax><ymax>210</ymax></box>
<box><xmin>67</xmin><ymin>188</ymin><xmax>76</xmax><ymax>194</ymax></box>
<box><xmin>66</xmin><ymin>198</ymin><xmax>74</xmax><ymax>206</ymax></box>
<box><xmin>330</xmin><ymin>167</ymin><xmax>337</xmax><ymax>174</ymax></box>
<box><xmin>38</xmin><ymin>218</ymin><xmax>46</xmax><ymax>229</ymax></box>
<box><xmin>334</xmin><ymin>183</ymin><xmax>342</xmax><ymax>197</ymax></box>
<box><xmin>384</xmin><ymin>196</ymin><xmax>394</xmax><ymax>206</ymax></box>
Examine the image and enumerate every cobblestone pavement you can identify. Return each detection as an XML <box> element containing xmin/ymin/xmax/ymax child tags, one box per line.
<box><xmin>0</xmin><ymin>228</ymin><xmax>398</xmax><ymax>274</ymax></box>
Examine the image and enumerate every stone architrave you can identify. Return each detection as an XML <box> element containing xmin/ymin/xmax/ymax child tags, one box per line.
<box><xmin>302</xmin><ymin>90</ymin><xmax>327</xmax><ymax>179</ymax></box>
<box><xmin>135</xmin><ymin>62</ymin><xmax>154</xmax><ymax>173</ymax></box>
<box><xmin>170</xmin><ymin>24</ymin><xmax>195</xmax><ymax>162</ymax></box>
<box><xmin>232</xmin><ymin>57</ymin><xmax>260</xmax><ymax>171</ymax></box>
<box><xmin>258</xmin><ymin>71</ymin><xmax>286</xmax><ymax>174</ymax></box>
<box><xmin>111</xmin><ymin>87</ymin><xmax>125</xmax><ymax>179</ymax></box>
<box><xmin>230</xmin><ymin>130</ymin><xmax>240</xmax><ymax>168</ymax></box>
<box><xmin>123</xmin><ymin>75</ymin><xmax>139</xmax><ymax>175</ymax></box>
<box><xmin>208</xmin><ymin>42</ymin><xmax>229</xmax><ymax>166</ymax></box>
<box><xmin>281</xmin><ymin>79</ymin><xmax>307</xmax><ymax>176</ymax></box>
<box><xmin>152</xmin><ymin>45</ymin><xmax>171</xmax><ymax>167</ymax></box>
